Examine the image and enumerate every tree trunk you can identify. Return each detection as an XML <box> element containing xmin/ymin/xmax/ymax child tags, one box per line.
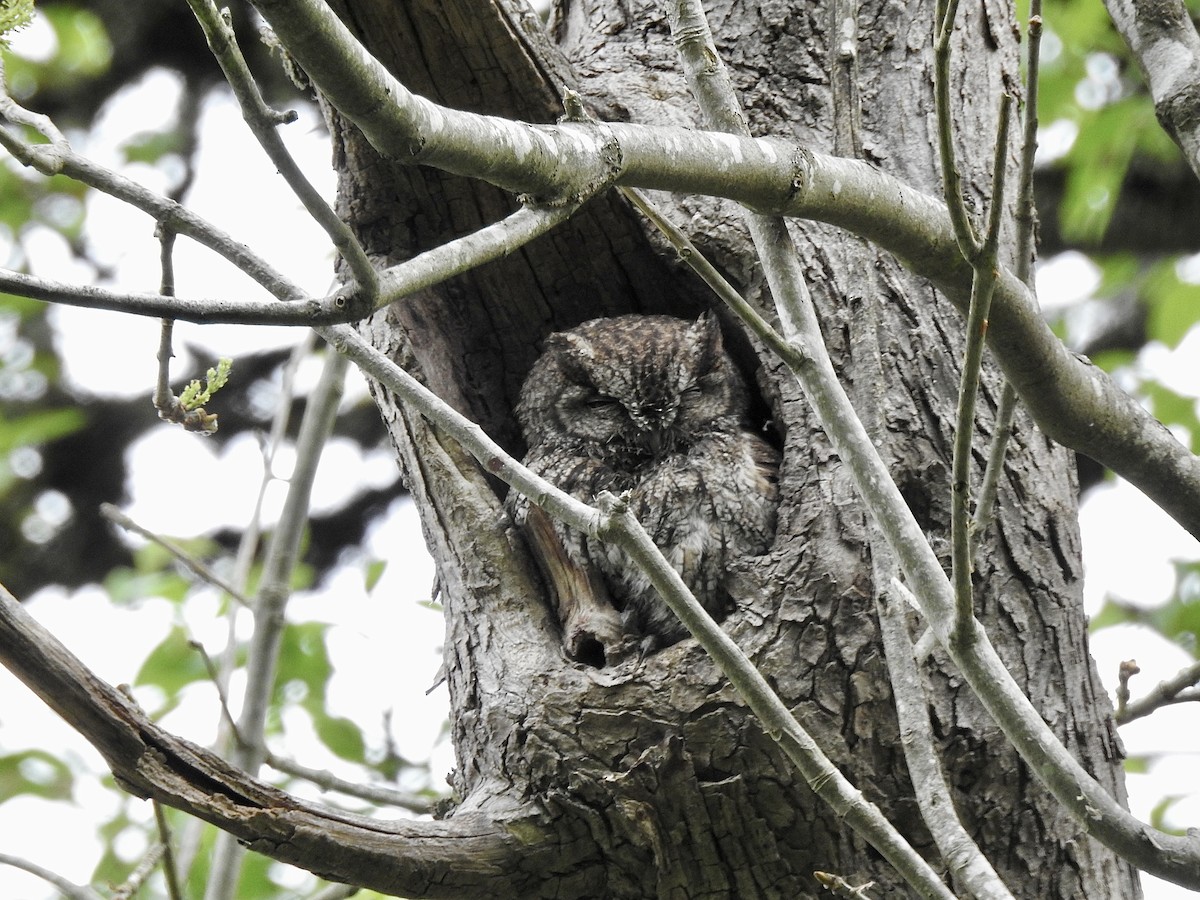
<box><xmin>328</xmin><ymin>0</ymin><xmax>1140</xmax><ymax>894</ymax></box>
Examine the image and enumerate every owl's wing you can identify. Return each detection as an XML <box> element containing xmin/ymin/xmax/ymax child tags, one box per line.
<box><xmin>522</xmin><ymin>504</ymin><xmax>633</xmax><ymax>667</ymax></box>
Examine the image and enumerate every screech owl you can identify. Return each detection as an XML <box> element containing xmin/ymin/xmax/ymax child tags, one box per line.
<box><xmin>508</xmin><ymin>313</ymin><xmax>780</xmax><ymax>654</ymax></box>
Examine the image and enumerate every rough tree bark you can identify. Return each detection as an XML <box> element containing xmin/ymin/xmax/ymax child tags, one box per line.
<box><xmin>327</xmin><ymin>0</ymin><xmax>1139</xmax><ymax>895</ymax></box>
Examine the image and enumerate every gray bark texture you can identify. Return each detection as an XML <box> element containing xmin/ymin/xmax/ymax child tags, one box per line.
<box><xmin>327</xmin><ymin>0</ymin><xmax>1141</xmax><ymax>895</ymax></box>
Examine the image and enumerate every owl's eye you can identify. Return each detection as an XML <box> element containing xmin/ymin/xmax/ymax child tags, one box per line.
<box><xmin>585</xmin><ymin>394</ymin><xmax>620</xmax><ymax>411</ymax></box>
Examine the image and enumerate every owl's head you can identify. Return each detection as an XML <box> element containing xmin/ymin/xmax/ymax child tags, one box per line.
<box><xmin>517</xmin><ymin>313</ymin><xmax>748</xmax><ymax>458</ymax></box>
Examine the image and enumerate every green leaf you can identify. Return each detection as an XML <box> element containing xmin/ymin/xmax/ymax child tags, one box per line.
<box><xmin>0</xmin><ymin>750</ymin><xmax>74</xmax><ymax>803</ymax></box>
<box><xmin>0</xmin><ymin>407</ymin><xmax>86</xmax><ymax>454</ymax></box>
<box><xmin>42</xmin><ymin>5</ymin><xmax>112</xmax><ymax>77</ymax></box>
<box><xmin>179</xmin><ymin>357</ymin><xmax>233</xmax><ymax>411</ymax></box>
<box><xmin>1145</xmin><ymin>263</ymin><xmax>1200</xmax><ymax>348</ymax></box>
<box><xmin>364</xmin><ymin>558</ymin><xmax>387</xmax><ymax>592</ymax></box>
<box><xmin>309</xmin><ymin>712</ymin><xmax>367</xmax><ymax>763</ymax></box>
<box><xmin>1088</xmin><ymin>596</ymin><xmax>1139</xmax><ymax>631</ymax></box>
<box><xmin>134</xmin><ymin>626</ymin><xmax>211</xmax><ymax>696</ymax></box>
<box><xmin>1060</xmin><ymin>101</ymin><xmax>1145</xmax><ymax>244</ymax></box>
<box><xmin>276</xmin><ymin>621</ymin><xmax>333</xmax><ymax>701</ymax></box>
<box><xmin>103</xmin><ymin>564</ymin><xmax>191</xmax><ymax>605</ymax></box>
<box><xmin>1148</xmin><ymin>794</ymin><xmax>1188</xmax><ymax>834</ymax></box>
<box><xmin>1122</xmin><ymin>755</ymin><xmax>1150</xmax><ymax>775</ymax></box>
<box><xmin>1138</xmin><ymin>381</ymin><xmax>1200</xmax><ymax>455</ymax></box>
<box><xmin>122</xmin><ymin>129</ymin><xmax>186</xmax><ymax>166</ymax></box>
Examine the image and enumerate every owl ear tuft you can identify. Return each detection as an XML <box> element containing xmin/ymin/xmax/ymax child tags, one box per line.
<box><xmin>690</xmin><ymin>311</ymin><xmax>724</xmax><ymax>371</ymax></box>
<box><xmin>548</xmin><ymin>331</ymin><xmax>597</xmax><ymax>382</ymax></box>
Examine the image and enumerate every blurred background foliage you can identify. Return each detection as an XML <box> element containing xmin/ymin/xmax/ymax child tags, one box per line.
<box><xmin>0</xmin><ymin>0</ymin><xmax>1198</xmax><ymax>895</ymax></box>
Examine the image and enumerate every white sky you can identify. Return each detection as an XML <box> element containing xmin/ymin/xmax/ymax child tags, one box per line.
<box><xmin>3</xmin><ymin>16</ymin><xmax>1200</xmax><ymax>900</ymax></box>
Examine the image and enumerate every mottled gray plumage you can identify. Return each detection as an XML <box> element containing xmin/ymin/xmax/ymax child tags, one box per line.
<box><xmin>509</xmin><ymin>313</ymin><xmax>780</xmax><ymax>651</ymax></box>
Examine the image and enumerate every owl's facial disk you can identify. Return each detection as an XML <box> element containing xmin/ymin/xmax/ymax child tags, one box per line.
<box><xmin>534</xmin><ymin>313</ymin><xmax>746</xmax><ymax>461</ymax></box>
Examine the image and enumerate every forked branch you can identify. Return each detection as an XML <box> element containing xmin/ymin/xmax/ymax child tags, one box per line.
<box><xmin>240</xmin><ymin>0</ymin><xmax>1200</xmax><ymax>547</ymax></box>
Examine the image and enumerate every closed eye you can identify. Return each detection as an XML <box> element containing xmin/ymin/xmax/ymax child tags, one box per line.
<box><xmin>585</xmin><ymin>394</ymin><xmax>620</xmax><ymax>410</ymax></box>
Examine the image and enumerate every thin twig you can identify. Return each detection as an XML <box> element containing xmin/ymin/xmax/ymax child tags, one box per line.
<box><xmin>933</xmin><ymin>0</ymin><xmax>981</xmax><ymax>258</ymax></box>
<box><xmin>0</xmin><ymin>56</ymin><xmax>307</xmax><ymax>304</ymax></box>
<box><xmin>153</xmin><ymin>227</ymin><xmax>179</xmax><ymax>422</ymax></box>
<box><xmin>0</xmin><ymin>267</ymin><xmax>354</xmax><ymax>324</ymax></box>
<box><xmin>149</xmin><ymin>227</ymin><xmax>223</xmax><ymax>433</ymax></box>
<box><xmin>975</xmin><ymin>1</ymin><xmax>1043</xmax><ymax>533</ymax></box>
<box><xmin>619</xmin><ymin>188</ymin><xmax>798</xmax><ymax>366</ymax></box>
<box><xmin>191</xmin><ymin>638</ymin><xmax>248</xmax><ymax>744</ymax></box>
<box><xmin>0</xmin><ymin>204</ymin><xmax>577</xmax><ymax>324</ymax></box>
<box><xmin>0</xmin><ymin>853</ymin><xmax>102</xmax><ymax>900</ymax></box>
<box><xmin>974</xmin><ymin>382</ymin><xmax>1018</xmax><ymax>532</ymax></box>
<box><xmin>1117</xmin><ymin>657</ymin><xmax>1200</xmax><ymax>724</ymax></box>
<box><xmin>877</xmin><ymin>579</ymin><xmax>1014</xmax><ymax>899</ymax></box>
<box><xmin>950</xmin><ymin>93</ymin><xmax>1013</xmax><ymax>638</ymax></box>
<box><xmin>99</xmin><ymin>503</ymin><xmax>253</xmax><ymax>608</ymax></box>
<box><xmin>1116</xmin><ymin>658</ymin><xmax>1140</xmax><ymax>719</ymax></box>
<box><xmin>264</xmin><ymin>752</ymin><xmax>435</xmax><ymax>814</ymax></box>
<box><xmin>374</xmin><ymin>202</ymin><xmax>581</xmax><ymax>309</ymax></box>
<box><xmin>153</xmin><ymin>803</ymin><xmax>185</xmax><ymax>900</ymax></box>
<box><xmin>154</xmin><ymin>318</ymin><xmax>177</xmax><ymax>416</ymax></box>
<box><xmin>1013</xmin><ymin>3</ymin><xmax>1043</xmax><ymax>287</ymax></box>
<box><xmin>206</xmin><ymin>349</ymin><xmax>349</xmax><ymax>900</ymax></box>
<box><xmin>183</xmin><ymin>0</ymin><xmax>378</xmax><ymax>299</ymax></box>
<box><xmin>110</xmin><ymin>843</ymin><xmax>167</xmax><ymax>900</ymax></box>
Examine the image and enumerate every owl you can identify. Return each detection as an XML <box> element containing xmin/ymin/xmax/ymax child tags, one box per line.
<box><xmin>508</xmin><ymin>313</ymin><xmax>780</xmax><ymax>656</ymax></box>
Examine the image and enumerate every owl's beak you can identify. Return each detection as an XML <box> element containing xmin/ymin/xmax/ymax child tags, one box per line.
<box><xmin>645</xmin><ymin>427</ymin><xmax>670</xmax><ymax>455</ymax></box>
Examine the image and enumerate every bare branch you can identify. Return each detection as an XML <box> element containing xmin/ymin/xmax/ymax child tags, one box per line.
<box><xmin>374</xmin><ymin>202</ymin><xmax>581</xmax><ymax>308</ymax></box>
<box><xmin>207</xmin><ymin>349</ymin><xmax>349</xmax><ymax>900</ymax></box>
<box><xmin>950</xmin><ymin>93</ymin><xmax>1012</xmax><ymax>639</ymax></box>
<box><xmin>110</xmin><ymin>843</ymin><xmax>167</xmax><ymax>900</ymax></box>
<box><xmin>877</xmin><ymin>581</ymin><xmax>1013</xmax><ymax>900</ymax></box>
<box><xmin>1104</xmin><ymin>0</ymin><xmax>1200</xmax><ymax>179</ymax></box>
<box><xmin>153</xmin><ymin>804</ymin><xmax>185</xmax><ymax>900</ymax></box>
<box><xmin>976</xmin><ymin>2</ymin><xmax>1043</xmax><ymax>534</ymax></box>
<box><xmin>655</xmin><ymin>0</ymin><xmax>1200</xmax><ymax>885</ymax></box>
<box><xmin>618</xmin><ymin>136</ymin><xmax>1200</xmax><ymax>891</ymax></box>
<box><xmin>0</xmin><ymin>59</ymin><xmax>307</xmax><ymax>304</ymax></box>
<box><xmin>934</xmin><ymin>0</ymin><xmax>982</xmax><ymax>258</ymax></box>
<box><xmin>244</xmin><ymin>0</ymin><xmax>1200</xmax><ymax>544</ymax></box>
<box><xmin>953</xmin><ymin>86</ymin><xmax>1013</xmax><ymax>632</ymax></box>
<box><xmin>1117</xmin><ymin>657</ymin><xmax>1200</xmax><ymax>725</ymax></box>
<box><xmin>973</xmin><ymin>381</ymin><xmax>1019</xmax><ymax>532</ymax></box>
<box><xmin>264</xmin><ymin>751</ymin><xmax>434</xmax><ymax>815</ymax></box>
<box><xmin>1013</xmin><ymin>3</ymin><xmax>1043</xmax><ymax>287</ymax></box>
<box><xmin>99</xmin><ymin>503</ymin><xmax>253</xmax><ymax>608</ymax></box>
<box><xmin>0</xmin><ymin>268</ymin><xmax>352</xmax><ymax>325</ymax></box>
<box><xmin>0</xmin><ymin>853</ymin><xmax>102</xmax><ymax>900</ymax></box>
<box><xmin>0</xmin><ymin>585</ymin><xmax>549</xmax><ymax>898</ymax></box>
<box><xmin>183</xmin><ymin>0</ymin><xmax>377</xmax><ymax>298</ymax></box>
